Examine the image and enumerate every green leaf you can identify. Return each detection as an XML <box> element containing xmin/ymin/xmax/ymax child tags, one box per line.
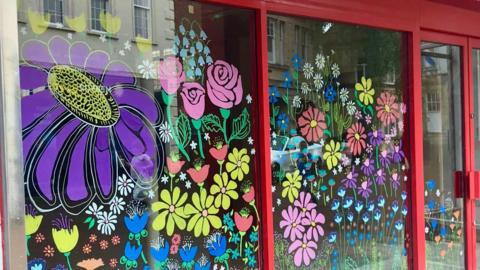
<box><xmin>176</xmin><ymin>112</ymin><xmax>192</xmax><ymax>149</ymax></box>
<box><xmin>201</xmin><ymin>114</ymin><xmax>223</xmax><ymax>132</ymax></box>
<box><xmin>88</xmin><ymin>219</ymin><xmax>95</xmax><ymax>230</ymax></box>
<box><xmin>84</xmin><ymin>216</ymin><xmax>92</xmax><ymax>223</ymax></box>
<box><xmin>281</xmin><ymin>95</ymin><xmax>288</xmax><ymax>105</ymax></box>
<box><xmin>272</xmin><ymin>106</ymin><xmax>280</xmax><ymax>118</ymax></box>
<box><xmin>292</xmin><ymin>70</ymin><xmax>299</xmax><ymax>80</ymax></box>
<box><xmin>227</xmin><ymin>108</ymin><xmax>251</xmax><ymax>144</ymax></box>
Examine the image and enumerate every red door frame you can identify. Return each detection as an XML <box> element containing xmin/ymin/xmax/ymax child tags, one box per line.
<box><xmin>201</xmin><ymin>1</ymin><xmax>480</xmax><ymax>269</ymax></box>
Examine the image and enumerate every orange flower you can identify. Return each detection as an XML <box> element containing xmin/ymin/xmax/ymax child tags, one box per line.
<box><xmin>439</xmin><ymin>249</ymin><xmax>446</xmax><ymax>258</ymax></box>
<box><xmin>434</xmin><ymin>235</ymin><xmax>441</xmax><ymax>244</ymax></box>
<box><xmin>457</xmin><ymin>229</ymin><xmax>462</xmax><ymax>236</ymax></box>
<box><xmin>186</xmin><ymin>164</ymin><xmax>210</xmax><ymax>186</ymax></box>
<box><xmin>77</xmin><ymin>258</ymin><xmax>104</xmax><ymax>270</ymax></box>
<box><xmin>43</xmin><ymin>245</ymin><xmax>55</xmax><ymax>257</ymax></box>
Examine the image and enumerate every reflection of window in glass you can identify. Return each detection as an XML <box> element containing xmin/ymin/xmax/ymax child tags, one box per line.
<box><xmin>267</xmin><ymin>18</ymin><xmax>276</xmax><ymax>63</ymax></box>
<box><xmin>43</xmin><ymin>0</ymin><xmax>63</xmax><ymax>24</ymax></box>
<box><xmin>134</xmin><ymin>0</ymin><xmax>151</xmax><ymax>38</ymax></box>
<box><xmin>278</xmin><ymin>21</ymin><xmax>285</xmax><ymax>65</ymax></box>
<box><xmin>91</xmin><ymin>0</ymin><xmax>110</xmax><ymax>32</ymax></box>
<box><xmin>295</xmin><ymin>25</ymin><xmax>310</xmax><ymax>61</ymax></box>
<box><xmin>427</xmin><ymin>92</ymin><xmax>441</xmax><ymax>112</ymax></box>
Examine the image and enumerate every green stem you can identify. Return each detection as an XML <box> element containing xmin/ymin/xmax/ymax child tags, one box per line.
<box><xmin>222</xmin><ymin>116</ymin><xmax>228</xmax><ymax>143</ymax></box>
<box><xmin>251</xmin><ymin>202</ymin><xmax>260</xmax><ymax>223</ymax></box>
<box><xmin>137</xmin><ymin>239</ymin><xmax>148</xmax><ymax>264</ymax></box>
<box><xmin>196</xmin><ymin>126</ymin><xmax>205</xmax><ymax>158</ymax></box>
<box><xmin>166</xmin><ymin>105</ymin><xmax>190</xmax><ymax>161</ymax></box>
<box><xmin>239</xmin><ymin>233</ymin><xmax>244</xmax><ymax>256</ymax></box>
<box><xmin>64</xmin><ymin>253</ymin><xmax>73</xmax><ymax>270</ymax></box>
<box><xmin>26</xmin><ymin>236</ymin><xmax>30</xmax><ymax>257</ymax></box>
<box><xmin>224</xmin><ymin>261</ymin><xmax>230</xmax><ymax>270</ymax></box>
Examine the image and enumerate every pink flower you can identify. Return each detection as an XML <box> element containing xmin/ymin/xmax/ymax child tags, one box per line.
<box><xmin>180</xmin><ymin>82</ymin><xmax>205</xmax><ymax>120</ymax></box>
<box><xmin>242</xmin><ymin>186</ymin><xmax>255</xmax><ymax>203</ymax></box>
<box><xmin>209</xmin><ymin>144</ymin><xmax>228</xmax><ymax>161</ymax></box>
<box><xmin>293</xmin><ymin>192</ymin><xmax>316</xmax><ymax>217</ymax></box>
<box><xmin>279</xmin><ymin>205</ymin><xmax>305</xmax><ymax>241</ymax></box>
<box><xmin>166</xmin><ymin>157</ymin><xmax>184</xmax><ymax>175</ymax></box>
<box><xmin>297</xmin><ymin>106</ymin><xmax>327</xmax><ymax>143</ymax></box>
<box><xmin>357</xmin><ymin>179</ymin><xmax>373</xmax><ymax>199</ymax></box>
<box><xmin>234</xmin><ymin>212</ymin><xmax>253</xmax><ymax>232</ymax></box>
<box><xmin>346</xmin><ymin>122</ymin><xmax>367</xmax><ymax>156</ymax></box>
<box><xmin>301</xmin><ymin>209</ymin><xmax>325</xmax><ymax>241</ymax></box>
<box><xmin>186</xmin><ymin>164</ymin><xmax>210</xmax><ymax>186</ymax></box>
<box><xmin>288</xmin><ymin>235</ymin><xmax>317</xmax><ymax>267</ymax></box>
<box><xmin>158</xmin><ymin>57</ymin><xmax>185</xmax><ymax>95</ymax></box>
<box><xmin>206</xmin><ymin>60</ymin><xmax>243</xmax><ymax>109</ymax></box>
<box><xmin>376</xmin><ymin>92</ymin><xmax>400</xmax><ymax>126</ymax></box>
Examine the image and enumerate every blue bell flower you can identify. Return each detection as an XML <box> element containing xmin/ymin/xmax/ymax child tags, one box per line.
<box><xmin>402</xmin><ymin>206</ymin><xmax>408</xmax><ymax>216</ymax></box>
<box><xmin>180</xmin><ymin>244</ymin><xmax>198</xmax><ymax>263</ymax></box>
<box><xmin>337</xmin><ymin>186</ymin><xmax>346</xmax><ymax>197</ymax></box>
<box><xmin>391</xmin><ymin>201</ymin><xmax>399</xmax><ymax>213</ymax></box>
<box><xmin>334</xmin><ymin>213</ymin><xmax>342</xmax><ymax>224</ymax></box>
<box><xmin>401</xmin><ymin>191</ymin><xmax>407</xmax><ymax>201</ymax></box>
<box><xmin>395</xmin><ymin>220</ymin><xmax>404</xmax><ymax>231</ymax></box>
<box><xmin>331</xmin><ymin>199</ymin><xmax>340</xmax><ymax>211</ymax></box>
<box><xmin>124</xmin><ymin>213</ymin><xmax>149</xmax><ymax>235</ymax></box>
<box><xmin>354</xmin><ymin>201</ymin><xmax>364</xmax><ymax>213</ymax></box>
<box><xmin>361</xmin><ymin>212</ymin><xmax>370</xmax><ymax>223</ymax></box>
<box><xmin>207</xmin><ymin>233</ymin><xmax>227</xmax><ymax>257</ymax></box>
<box><xmin>373</xmin><ymin>209</ymin><xmax>382</xmax><ymax>221</ymax></box>
<box><xmin>328</xmin><ymin>232</ymin><xmax>337</xmax><ymax>243</ymax></box>
<box><xmin>377</xmin><ymin>195</ymin><xmax>385</xmax><ymax>208</ymax></box>
<box><xmin>343</xmin><ymin>196</ymin><xmax>353</xmax><ymax>208</ymax></box>
<box><xmin>431</xmin><ymin>219</ymin><xmax>438</xmax><ymax>230</ymax></box>
<box><xmin>367</xmin><ymin>201</ymin><xmax>375</xmax><ymax>212</ymax></box>
<box><xmin>194</xmin><ymin>261</ymin><xmax>211</xmax><ymax>270</ymax></box>
<box><xmin>124</xmin><ymin>242</ymin><xmax>143</xmax><ymax>261</ymax></box>
<box><xmin>150</xmin><ymin>239</ymin><xmax>169</xmax><ymax>263</ymax></box>
<box><xmin>347</xmin><ymin>212</ymin><xmax>354</xmax><ymax>222</ymax></box>
<box><xmin>28</xmin><ymin>259</ymin><xmax>46</xmax><ymax>270</ymax></box>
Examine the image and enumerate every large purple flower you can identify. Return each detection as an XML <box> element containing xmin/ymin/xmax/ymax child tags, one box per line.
<box><xmin>20</xmin><ymin>36</ymin><xmax>163</xmax><ymax>214</ymax></box>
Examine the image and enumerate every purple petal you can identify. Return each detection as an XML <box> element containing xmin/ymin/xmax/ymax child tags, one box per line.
<box><xmin>21</xmin><ymin>90</ymin><xmax>58</xmax><ymax>128</ymax></box>
<box><xmin>22</xmin><ymin>106</ymin><xmax>65</xmax><ymax>160</ymax></box>
<box><xmin>114</xmin><ymin>109</ymin><xmax>157</xmax><ymax>170</ymax></box>
<box><xmin>93</xmin><ymin>128</ymin><xmax>114</xmax><ymax>198</ymax></box>
<box><xmin>65</xmin><ymin>126</ymin><xmax>91</xmax><ymax>201</ymax></box>
<box><xmin>70</xmin><ymin>41</ymin><xmax>90</xmax><ymax>67</ymax></box>
<box><xmin>49</xmin><ymin>36</ymin><xmax>70</xmax><ymax>65</ymax></box>
<box><xmin>19</xmin><ymin>65</ymin><xmax>48</xmax><ymax>90</ymax></box>
<box><xmin>22</xmin><ymin>40</ymin><xmax>54</xmax><ymax>69</ymax></box>
<box><xmin>84</xmin><ymin>51</ymin><xmax>109</xmax><ymax>80</ymax></box>
<box><xmin>112</xmin><ymin>87</ymin><xmax>161</xmax><ymax>124</ymax></box>
<box><xmin>102</xmin><ymin>61</ymin><xmax>135</xmax><ymax>87</ymax></box>
<box><xmin>28</xmin><ymin>116</ymin><xmax>80</xmax><ymax>201</ymax></box>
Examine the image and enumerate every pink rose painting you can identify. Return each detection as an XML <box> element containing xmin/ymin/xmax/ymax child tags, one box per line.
<box><xmin>206</xmin><ymin>60</ymin><xmax>243</xmax><ymax>109</ymax></box>
<box><xmin>158</xmin><ymin>56</ymin><xmax>185</xmax><ymax>95</ymax></box>
<box><xmin>180</xmin><ymin>82</ymin><xmax>206</xmax><ymax>120</ymax></box>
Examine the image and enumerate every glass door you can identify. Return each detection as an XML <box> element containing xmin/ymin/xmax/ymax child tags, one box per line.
<box><xmin>420</xmin><ymin>36</ymin><xmax>467</xmax><ymax>269</ymax></box>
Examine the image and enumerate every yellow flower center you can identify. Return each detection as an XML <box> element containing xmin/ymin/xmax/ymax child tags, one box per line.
<box><xmin>311</xmin><ymin>221</ymin><xmax>316</xmax><ymax>227</ymax></box>
<box><xmin>302</xmin><ymin>207</ymin><xmax>307</xmax><ymax>212</ymax></box>
<box><xmin>310</xmin><ymin>120</ymin><xmax>318</xmax><ymax>128</ymax></box>
<box><xmin>354</xmin><ymin>133</ymin><xmax>360</xmax><ymax>140</ymax></box>
<box><xmin>302</xmin><ymin>243</ymin><xmax>307</xmax><ymax>248</ymax></box>
<box><xmin>202</xmin><ymin>209</ymin><xmax>208</xmax><ymax>217</ymax></box>
<box><xmin>385</xmin><ymin>104</ymin><xmax>391</xmax><ymax>112</ymax></box>
<box><xmin>292</xmin><ymin>222</ymin><xmax>297</xmax><ymax>228</ymax></box>
<box><xmin>48</xmin><ymin>65</ymin><xmax>119</xmax><ymax>126</ymax></box>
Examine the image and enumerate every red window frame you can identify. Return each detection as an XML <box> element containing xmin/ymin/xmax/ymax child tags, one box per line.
<box><xmin>193</xmin><ymin>0</ymin><xmax>480</xmax><ymax>269</ymax></box>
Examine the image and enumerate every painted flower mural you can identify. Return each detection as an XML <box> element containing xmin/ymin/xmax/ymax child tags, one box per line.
<box><xmin>21</xmin><ymin>9</ymin><xmax>260</xmax><ymax>270</ymax></box>
<box><xmin>21</xmin><ymin>36</ymin><xmax>163</xmax><ymax>214</ymax></box>
<box><xmin>270</xmin><ymin>51</ymin><xmax>409</xmax><ymax>269</ymax></box>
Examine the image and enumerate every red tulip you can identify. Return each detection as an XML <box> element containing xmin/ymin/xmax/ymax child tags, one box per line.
<box><xmin>186</xmin><ymin>164</ymin><xmax>210</xmax><ymax>186</ymax></box>
<box><xmin>209</xmin><ymin>144</ymin><xmax>228</xmax><ymax>161</ymax></box>
<box><xmin>234</xmin><ymin>212</ymin><xmax>253</xmax><ymax>233</ymax></box>
<box><xmin>167</xmin><ymin>157</ymin><xmax>184</xmax><ymax>175</ymax></box>
<box><xmin>242</xmin><ymin>186</ymin><xmax>255</xmax><ymax>203</ymax></box>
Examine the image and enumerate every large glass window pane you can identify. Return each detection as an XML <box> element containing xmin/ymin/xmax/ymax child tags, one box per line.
<box><xmin>268</xmin><ymin>15</ymin><xmax>409</xmax><ymax>269</ymax></box>
<box><xmin>421</xmin><ymin>42</ymin><xmax>465</xmax><ymax>269</ymax></box>
<box><xmin>19</xmin><ymin>1</ymin><xmax>261</xmax><ymax>269</ymax></box>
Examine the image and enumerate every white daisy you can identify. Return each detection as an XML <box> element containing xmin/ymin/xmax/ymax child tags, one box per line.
<box><xmin>179</xmin><ymin>172</ymin><xmax>187</xmax><ymax>181</ymax></box>
<box><xmin>247</xmin><ymin>137</ymin><xmax>254</xmax><ymax>145</ymax></box>
<box><xmin>315</xmin><ymin>54</ymin><xmax>325</xmax><ymax>69</ymax></box>
<box><xmin>346</xmin><ymin>101</ymin><xmax>356</xmax><ymax>115</ymax></box>
<box><xmin>97</xmin><ymin>211</ymin><xmax>117</xmax><ymax>235</ymax></box>
<box><xmin>272</xmin><ymin>132</ymin><xmax>277</xmax><ymax>139</ymax></box>
<box><xmin>85</xmin><ymin>202</ymin><xmax>104</xmax><ymax>218</ymax></box>
<box><xmin>339</xmin><ymin>88</ymin><xmax>349</xmax><ymax>104</ymax></box>
<box><xmin>313</xmin><ymin>73</ymin><xmax>324</xmax><ymax>91</ymax></box>
<box><xmin>331</xmin><ymin>63</ymin><xmax>340</xmax><ymax>78</ymax></box>
<box><xmin>276</xmin><ymin>198</ymin><xmax>281</xmax><ymax>205</ymax></box>
<box><xmin>246</xmin><ymin>94</ymin><xmax>253</xmax><ymax>104</ymax></box>
<box><xmin>204</xmin><ymin>133</ymin><xmax>210</xmax><ymax>141</ymax></box>
<box><xmin>137</xmin><ymin>60</ymin><xmax>157</xmax><ymax>79</ymax></box>
<box><xmin>303</xmin><ymin>62</ymin><xmax>314</xmax><ymax>79</ymax></box>
<box><xmin>301</xmin><ymin>82</ymin><xmax>311</xmax><ymax>94</ymax></box>
<box><xmin>158</xmin><ymin>122</ymin><xmax>173</xmax><ymax>143</ymax></box>
<box><xmin>109</xmin><ymin>196</ymin><xmax>125</xmax><ymax>214</ymax></box>
<box><xmin>185</xmin><ymin>180</ymin><xmax>192</xmax><ymax>189</ymax></box>
<box><xmin>117</xmin><ymin>174</ymin><xmax>134</xmax><ymax>196</ymax></box>
<box><xmin>124</xmin><ymin>40</ymin><xmax>132</xmax><ymax>51</ymax></box>
<box><xmin>292</xmin><ymin>95</ymin><xmax>302</xmax><ymax>108</ymax></box>
<box><xmin>190</xmin><ymin>140</ymin><xmax>197</xmax><ymax>150</ymax></box>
